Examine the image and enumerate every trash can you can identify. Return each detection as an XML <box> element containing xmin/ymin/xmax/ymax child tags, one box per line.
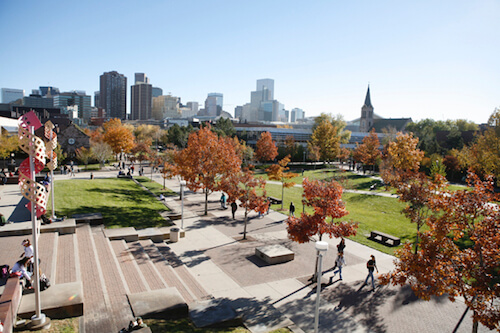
<box><xmin>170</xmin><ymin>227</ymin><xmax>180</xmax><ymax>242</ymax></box>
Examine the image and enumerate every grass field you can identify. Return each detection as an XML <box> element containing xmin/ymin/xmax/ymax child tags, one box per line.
<box><xmin>263</xmin><ymin>182</ymin><xmax>413</xmax><ymax>255</ymax></box>
<box><xmin>48</xmin><ymin>178</ymin><xmax>171</xmax><ymax>229</ymax></box>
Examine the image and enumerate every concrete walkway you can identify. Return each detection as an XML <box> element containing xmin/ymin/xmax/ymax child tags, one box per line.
<box><xmin>0</xmin><ymin>168</ymin><xmax>488</xmax><ymax>332</ymax></box>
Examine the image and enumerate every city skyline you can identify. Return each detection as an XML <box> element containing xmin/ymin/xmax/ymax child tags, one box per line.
<box><xmin>0</xmin><ymin>1</ymin><xmax>498</xmax><ymax>124</ymax></box>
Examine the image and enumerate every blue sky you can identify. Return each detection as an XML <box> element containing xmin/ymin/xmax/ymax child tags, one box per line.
<box><xmin>1</xmin><ymin>0</ymin><xmax>498</xmax><ymax>124</ymax></box>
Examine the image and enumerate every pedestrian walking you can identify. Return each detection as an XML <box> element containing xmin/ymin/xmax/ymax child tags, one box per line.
<box><xmin>231</xmin><ymin>202</ymin><xmax>237</xmax><ymax>219</ymax></box>
<box><xmin>220</xmin><ymin>193</ymin><xmax>227</xmax><ymax>209</ymax></box>
<box><xmin>330</xmin><ymin>252</ymin><xmax>345</xmax><ymax>282</ymax></box>
<box><xmin>289</xmin><ymin>201</ymin><xmax>295</xmax><ymax>217</ymax></box>
<box><xmin>363</xmin><ymin>255</ymin><xmax>379</xmax><ymax>291</ymax></box>
<box><xmin>337</xmin><ymin>237</ymin><xmax>346</xmax><ymax>254</ymax></box>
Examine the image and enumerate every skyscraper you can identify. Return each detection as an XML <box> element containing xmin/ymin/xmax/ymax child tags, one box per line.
<box><xmin>152</xmin><ymin>87</ymin><xmax>163</xmax><ymax>98</ymax></box>
<box><xmin>53</xmin><ymin>91</ymin><xmax>91</xmax><ymax>122</ymax></box>
<box><xmin>204</xmin><ymin>93</ymin><xmax>223</xmax><ymax>116</ymax></box>
<box><xmin>1</xmin><ymin>88</ymin><xmax>24</xmax><ymax>103</ymax></box>
<box><xmin>256</xmin><ymin>79</ymin><xmax>274</xmax><ymax>100</ymax></box>
<box><xmin>131</xmin><ymin>73</ymin><xmax>152</xmax><ymax>120</ymax></box>
<box><xmin>100</xmin><ymin>71</ymin><xmax>127</xmax><ymax>120</ymax></box>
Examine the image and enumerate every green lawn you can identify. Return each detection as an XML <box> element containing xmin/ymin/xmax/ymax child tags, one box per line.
<box><xmin>263</xmin><ymin>182</ymin><xmax>414</xmax><ymax>255</ymax></box>
<box><xmin>48</xmin><ymin>178</ymin><xmax>171</xmax><ymax>229</ymax></box>
<box><xmin>136</xmin><ymin>176</ymin><xmax>178</xmax><ymax>197</ymax></box>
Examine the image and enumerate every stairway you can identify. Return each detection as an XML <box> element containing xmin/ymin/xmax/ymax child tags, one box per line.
<box><xmin>74</xmin><ymin>224</ymin><xmax>212</xmax><ymax>332</ymax></box>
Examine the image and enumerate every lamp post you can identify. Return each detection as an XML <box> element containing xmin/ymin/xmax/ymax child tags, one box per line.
<box><xmin>180</xmin><ymin>180</ymin><xmax>186</xmax><ymax>230</ymax></box>
<box><xmin>314</xmin><ymin>241</ymin><xmax>328</xmax><ymax>333</ymax></box>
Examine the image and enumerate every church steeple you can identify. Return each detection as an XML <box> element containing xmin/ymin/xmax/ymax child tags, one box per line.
<box><xmin>363</xmin><ymin>85</ymin><xmax>372</xmax><ymax>108</ymax></box>
<box><xmin>360</xmin><ymin>85</ymin><xmax>374</xmax><ymax>132</ymax></box>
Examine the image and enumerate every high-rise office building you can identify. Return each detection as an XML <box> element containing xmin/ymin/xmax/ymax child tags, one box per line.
<box><xmin>53</xmin><ymin>91</ymin><xmax>92</xmax><ymax>121</ymax></box>
<box><xmin>22</xmin><ymin>91</ymin><xmax>53</xmax><ymax>108</ymax></box>
<box><xmin>94</xmin><ymin>91</ymin><xmax>100</xmax><ymax>108</ymax></box>
<box><xmin>291</xmin><ymin>108</ymin><xmax>305</xmax><ymax>122</ymax></box>
<box><xmin>152</xmin><ymin>87</ymin><xmax>163</xmax><ymax>98</ymax></box>
<box><xmin>204</xmin><ymin>93</ymin><xmax>223</xmax><ymax>116</ymax></box>
<box><xmin>1</xmin><ymin>88</ymin><xmax>24</xmax><ymax>103</ymax></box>
<box><xmin>135</xmin><ymin>73</ymin><xmax>150</xmax><ymax>84</ymax></box>
<box><xmin>131</xmin><ymin>73</ymin><xmax>152</xmax><ymax>120</ymax></box>
<box><xmin>152</xmin><ymin>95</ymin><xmax>181</xmax><ymax>120</ymax></box>
<box><xmin>256</xmin><ymin>79</ymin><xmax>274</xmax><ymax>100</ymax></box>
<box><xmin>100</xmin><ymin>71</ymin><xmax>127</xmax><ymax>120</ymax></box>
<box><xmin>39</xmin><ymin>86</ymin><xmax>60</xmax><ymax>97</ymax></box>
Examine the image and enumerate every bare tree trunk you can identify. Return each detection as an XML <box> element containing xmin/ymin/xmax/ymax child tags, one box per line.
<box><xmin>472</xmin><ymin>320</ymin><xmax>478</xmax><ymax>333</ymax></box>
<box><xmin>281</xmin><ymin>181</ymin><xmax>284</xmax><ymax>210</ymax></box>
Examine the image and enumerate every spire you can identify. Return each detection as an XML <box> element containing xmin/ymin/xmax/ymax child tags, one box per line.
<box><xmin>364</xmin><ymin>85</ymin><xmax>372</xmax><ymax>108</ymax></box>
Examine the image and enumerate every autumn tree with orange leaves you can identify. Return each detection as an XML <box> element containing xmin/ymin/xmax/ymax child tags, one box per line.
<box><xmin>221</xmin><ymin>169</ymin><xmax>268</xmax><ymax>240</ymax></box>
<box><xmin>380</xmin><ymin>132</ymin><xmax>424</xmax><ymax>185</ymax></box>
<box><xmin>130</xmin><ymin>142</ymin><xmax>153</xmax><ymax>168</ymax></box>
<box><xmin>286</xmin><ymin>178</ymin><xmax>358</xmax><ymax>276</ymax></box>
<box><xmin>102</xmin><ymin>118</ymin><xmax>135</xmax><ymax>159</ymax></box>
<box><xmin>353</xmin><ymin>129</ymin><xmax>382</xmax><ymax>173</ymax></box>
<box><xmin>255</xmin><ymin>131</ymin><xmax>278</xmax><ymax>163</ymax></box>
<box><xmin>266</xmin><ymin>155</ymin><xmax>298</xmax><ymax>210</ymax></box>
<box><xmin>174</xmin><ymin>126</ymin><xmax>241</xmax><ymax>215</ymax></box>
<box><xmin>381</xmin><ymin>173</ymin><xmax>500</xmax><ymax>332</ymax></box>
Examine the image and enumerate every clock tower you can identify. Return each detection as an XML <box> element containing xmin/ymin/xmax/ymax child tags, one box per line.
<box><xmin>359</xmin><ymin>85</ymin><xmax>374</xmax><ymax>133</ymax></box>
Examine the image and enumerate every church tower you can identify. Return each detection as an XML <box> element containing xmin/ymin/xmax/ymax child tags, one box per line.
<box><xmin>359</xmin><ymin>85</ymin><xmax>374</xmax><ymax>132</ymax></box>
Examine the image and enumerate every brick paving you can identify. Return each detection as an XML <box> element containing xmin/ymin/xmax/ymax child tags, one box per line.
<box><xmin>139</xmin><ymin>240</ymin><xmax>197</xmax><ymax>304</ymax></box>
<box><xmin>110</xmin><ymin>240</ymin><xmax>149</xmax><ymax>294</ymax></box>
<box><xmin>127</xmin><ymin>241</ymin><xmax>167</xmax><ymax>291</ymax></box>
<box><xmin>92</xmin><ymin>227</ymin><xmax>133</xmax><ymax>331</ymax></box>
<box><xmin>55</xmin><ymin>233</ymin><xmax>76</xmax><ymax>284</ymax></box>
<box><xmin>76</xmin><ymin>224</ymin><xmax>114</xmax><ymax>333</ymax></box>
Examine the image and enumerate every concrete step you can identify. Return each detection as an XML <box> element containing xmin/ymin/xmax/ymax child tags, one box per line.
<box><xmin>92</xmin><ymin>227</ymin><xmax>134</xmax><ymax>331</ymax></box>
<box><xmin>138</xmin><ymin>240</ymin><xmax>197</xmax><ymax>304</ymax></box>
<box><xmin>154</xmin><ymin>241</ymin><xmax>212</xmax><ymax>304</ymax></box>
<box><xmin>126</xmin><ymin>241</ymin><xmax>168</xmax><ymax>291</ymax></box>
<box><xmin>75</xmin><ymin>224</ymin><xmax>114</xmax><ymax>333</ymax></box>
<box><xmin>55</xmin><ymin>233</ymin><xmax>77</xmax><ymax>284</ymax></box>
<box><xmin>110</xmin><ymin>239</ymin><xmax>149</xmax><ymax>294</ymax></box>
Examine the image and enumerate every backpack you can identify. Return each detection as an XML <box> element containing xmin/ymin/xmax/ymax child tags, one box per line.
<box><xmin>40</xmin><ymin>274</ymin><xmax>50</xmax><ymax>291</ymax></box>
<box><xmin>0</xmin><ymin>265</ymin><xmax>9</xmax><ymax>279</ymax></box>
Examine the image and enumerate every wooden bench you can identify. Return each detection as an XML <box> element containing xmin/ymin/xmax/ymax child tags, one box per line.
<box><xmin>268</xmin><ymin>196</ymin><xmax>282</xmax><ymax>205</ymax></box>
<box><xmin>0</xmin><ymin>277</ymin><xmax>22</xmax><ymax>333</ymax></box>
<box><xmin>369</xmin><ymin>230</ymin><xmax>401</xmax><ymax>246</ymax></box>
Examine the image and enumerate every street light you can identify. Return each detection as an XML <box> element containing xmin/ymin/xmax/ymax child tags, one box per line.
<box><xmin>180</xmin><ymin>180</ymin><xmax>186</xmax><ymax>230</ymax></box>
<box><xmin>314</xmin><ymin>241</ymin><xmax>329</xmax><ymax>333</ymax></box>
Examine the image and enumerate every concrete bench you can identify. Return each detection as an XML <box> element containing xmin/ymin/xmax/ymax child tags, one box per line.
<box><xmin>255</xmin><ymin>244</ymin><xmax>294</xmax><ymax>265</ymax></box>
<box><xmin>127</xmin><ymin>288</ymin><xmax>188</xmax><ymax>320</ymax></box>
<box><xmin>104</xmin><ymin>227</ymin><xmax>138</xmax><ymax>242</ymax></box>
<box><xmin>137</xmin><ymin>228</ymin><xmax>165</xmax><ymax>243</ymax></box>
<box><xmin>369</xmin><ymin>230</ymin><xmax>401</xmax><ymax>246</ymax></box>
<box><xmin>268</xmin><ymin>196</ymin><xmax>282</xmax><ymax>205</ymax></box>
<box><xmin>117</xmin><ymin>174</ymin><xmax>133</xmax><ymax>179</ymax></box>
<box><xmin>18</xmin><ymin>281</ymin><xmax>83</xmax><ymax>319</ymax></box>
<box><xmin>72</xmin><ymin>212</ymin><xmax>103</xmax><ymax>225</ymax></box>
<box><xmin>0</xmin><ymin>277</ymin><xmax>22</xmax><ymax>333</ymax></box>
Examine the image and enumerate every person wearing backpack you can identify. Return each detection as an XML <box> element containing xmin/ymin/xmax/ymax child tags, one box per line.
<box><xmin>11</xmin><ymin>257</ymin><xmax>33</xmax><ymax>288</ymax></box>
<box><xmin>363</xmin><ymin>255</ymin><xmax>379</xmax><ymax>291</ymax></box>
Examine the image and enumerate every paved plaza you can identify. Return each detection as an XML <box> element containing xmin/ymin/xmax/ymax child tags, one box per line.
<box><xmin>0</xmin><ymin>168</ymin><xmax>490</xmax><ymax>332</ymax></box>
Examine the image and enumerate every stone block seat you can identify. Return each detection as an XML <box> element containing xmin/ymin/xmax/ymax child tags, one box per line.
<box><xmin>104</xmin><ymin>227</ymin><xmax>139</xmax><ymax>242</ymax></box>
<box><xmin>127</xmin><ymin>288</ymin><xmax>188</xmax><ymax>320</ymax></box>
<box><xmin>0</xmin><ymin>219</ymin><xmax>76</xmax><ymax>237</ymax></box>
<box><xmin>137</xmin><ymin>228</ymin><xmax>165</xmax><ymax>243</ymax></box>
<box><xmin>255</xmin><ymin>244</ymin><xmax>294</xmax><ymax>265</ymax></box>
<box><xmin>17</xmin><ymin>281</ymin><xmax>83</xmax><ymax>319</ymax></box>
<box><xmin>72</xmin><ymin>212</ymin><xmax>103</xmax><ymax>225</ymax></box>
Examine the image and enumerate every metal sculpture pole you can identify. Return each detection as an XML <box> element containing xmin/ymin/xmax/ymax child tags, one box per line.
<box><xmin>18</xmin><ymin>111</ymin><xmax>48</xmax><ymax>326</ymax></box>
<box><xmin>44</xmin><ymin>121</ymin><xmax>58</xmax><ymax>220</ymax></box>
